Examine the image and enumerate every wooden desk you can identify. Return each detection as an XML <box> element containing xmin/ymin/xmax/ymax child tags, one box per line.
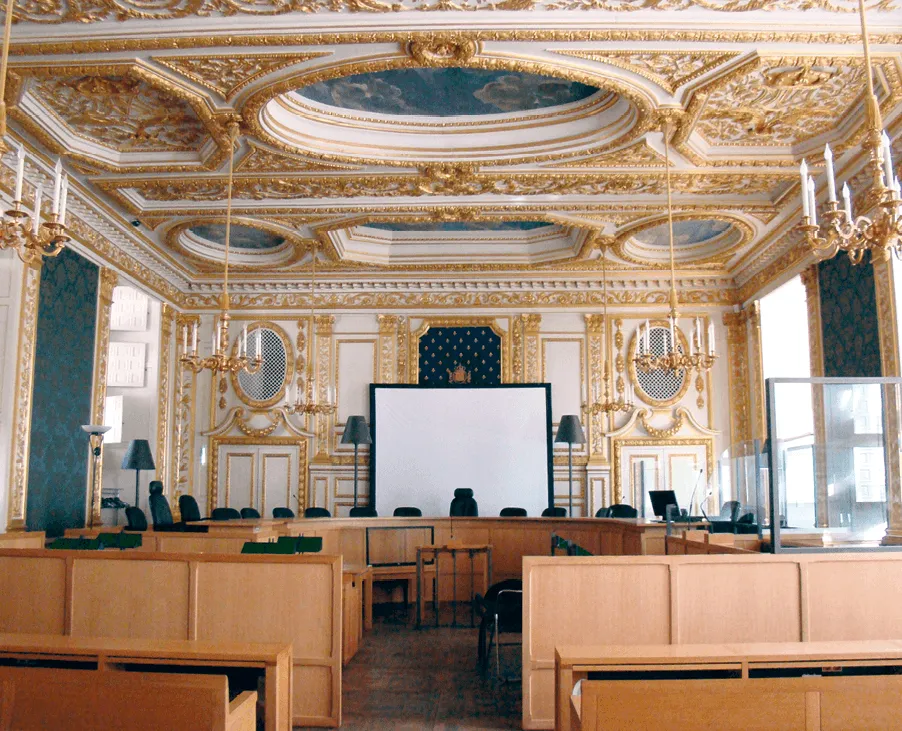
<box><xmin>0</xmin><ymin>633</ymin><xmax>291</xmax><ymax>731</ymax></box>
<box><xmin>342</xmin><ymin>565</ymin><xmax>373</xmax><ymax>665</ymax></box>
<box><xmin>416</xmin><ymin>544</ymin><xmax>492</xmax><ymax>628</ymax></box>
<box><xmin>555</xmin><ymin>640</ymin><xmax>902</xmax><ymax>731</ymax></box>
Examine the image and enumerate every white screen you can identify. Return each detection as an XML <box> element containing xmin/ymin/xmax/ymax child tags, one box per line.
<box><xmin>373</xmin><ymin>386</ymin><xmax>551</xmax><ymax>518</ymax></box>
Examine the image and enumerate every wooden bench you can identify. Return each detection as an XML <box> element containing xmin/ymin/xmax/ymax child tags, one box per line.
<box><xmin>0</xmin><ymin>633</ymin><xmax>290</xmax><ymax>731</ymax></box>
<box><xmin>570</xmin><ymin>675</ymin><xmax>902</xmax><ymax>731</ymax></box>
<box><xmin>556</xmin><ymin>641</ymin><xmax>902</xmax><ymax>731</ymax></box>
<box><xmin>0</xmin><ymin>665</ymin><xmax>256</xmax><ymax>731</ymax></box>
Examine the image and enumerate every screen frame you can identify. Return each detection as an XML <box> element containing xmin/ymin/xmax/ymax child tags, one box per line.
<box><xmin>369</xmin><ymin>383</ymin><xmax>555</xmax><ymax>513</ymax></box>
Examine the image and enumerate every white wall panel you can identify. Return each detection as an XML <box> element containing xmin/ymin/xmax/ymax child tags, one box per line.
<box><xmin>336</xmin><ymin>339</ymin><xmax>376</xmax><ymax>426</ymax></box>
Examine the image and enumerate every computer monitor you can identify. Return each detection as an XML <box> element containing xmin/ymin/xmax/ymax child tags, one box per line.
<box><xmin>649</xmin><ymin>490</ymin><xmax>680</xmax><ymax>519</ymax></box>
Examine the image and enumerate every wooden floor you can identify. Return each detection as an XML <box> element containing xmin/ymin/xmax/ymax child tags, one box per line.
<box><xmin>298</xmin><ymin>605</ymin><xmax>521</xmax><ymax>730</ymax></box>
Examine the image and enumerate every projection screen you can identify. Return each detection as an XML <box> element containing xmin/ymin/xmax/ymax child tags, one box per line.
<box><xmin>370</xmin><ymin>384</ymin><xmax>552</xmax><ymax>518</ymax></box>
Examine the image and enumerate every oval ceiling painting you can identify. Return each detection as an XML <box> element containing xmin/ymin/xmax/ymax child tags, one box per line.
<box><xmin>362</xmin><ymin>221</ymin><xmax>554</xmax><ymax>233</ymax></box>
<box><xmin>633</xmin><ymin>219</ymin><xmax>736</xmax><ymax>249</ymax></box>
<box><xmin>189</xmin><ymin>223</ymin><xmax>285</xmax><ymax>250</ymax></box>
<box><xmin>297</xmin><ymin>69</ymin><xmax>600</xmax><ymax>117</ymax></box>
<box><xmin>624</xmin><ymin>218</ymin><xmax>745</xmax><ymax>264</ymax></box>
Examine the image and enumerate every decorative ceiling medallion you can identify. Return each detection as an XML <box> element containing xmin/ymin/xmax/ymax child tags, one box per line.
<box><xmin>552</xmin><ymin>50</ymin><xmax>740</xmax><ymax>95</ymax></box>
<box><xmin>153</xmin><ymin>52</ymin><xmax>331</xmax><ymax>99</ymax></box>
<box><xmin>11</xmin><ymin>0</ymin><xmax>900</xmax><ymax>23</ymax></box>
<box><xmin>617</xmin><ymin>215</ymin><xmax>752</xmax><ymax>266</ymax></box>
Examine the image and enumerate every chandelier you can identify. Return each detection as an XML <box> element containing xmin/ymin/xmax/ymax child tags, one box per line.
<box><xmin>284</xmin><ymin>243</ymin><xmax>335</xmax><ymax>415</ymax></box>
<box><xmin>584</xmin><ymin>246</ymin><xmax>633</xmax><ymax>416</ymax></box>
<box><xmin>634</xmin><ymin>125</ymin><xmax>717</xmax><ymax>373</ymax></box>
<box><xmin>180</xmin><ymin>122</ymin><xmax>262</xmax><ymax>376</ymax></box>
<box><xmin>803</xmin><ymin>0</ymin><xmax>901</xmax><ymax>263</ymax></box>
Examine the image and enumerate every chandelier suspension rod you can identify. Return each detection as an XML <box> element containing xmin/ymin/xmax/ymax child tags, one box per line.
<box><xmin>663</xmin><ymin>123</ymin><xmax>678</xmax><ymax>316</ymax></box>
<box><xmin>0</xmin><ymin>0</ymin><xmax>14</xmax><ymax>143</ymax></box>
<box><xmin>858</xmin><ymin>0</ymin><xmax>879</xmax><ymax>117</ymax></box>
<box><xmin>221</xmin><ymin>122</ymin><xmax>238</xmax><ymax>311</ymax></box>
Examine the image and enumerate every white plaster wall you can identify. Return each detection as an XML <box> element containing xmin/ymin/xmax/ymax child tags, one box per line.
<box><xmin>0</xmin><ymin>251</ymin><xmax>23</xmax><ymax>533</ymax></box>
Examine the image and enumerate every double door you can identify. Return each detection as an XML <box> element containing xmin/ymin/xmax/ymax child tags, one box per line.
<box><xmin>618</xmin><ymin>443</ymin><xmax>709</xmax><ymax>518</ymax></box>
<box><xmin>217</xmin><ymin>443</ymin><xmax>300</xmax><ymax>517</ymax></box>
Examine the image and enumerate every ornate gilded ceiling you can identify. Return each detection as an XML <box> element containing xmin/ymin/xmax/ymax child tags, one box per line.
<box><xmin>1</xmin><ymin>4</ymin><xmax>901</xmax><ymax>306</ymax></box>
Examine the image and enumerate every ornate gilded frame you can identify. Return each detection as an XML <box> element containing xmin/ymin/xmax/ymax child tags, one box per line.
<box><xmin>229</xmin><ymin>320</ymin><xmax>295</xmax><ymax>409</ymax></box>
<box><xmin>627</xmin><ymin>320</ymin><xmax>693</xmax><ymax>407</ymax></box>
<box><xmin>410</xmin><ymin>317</ymin><xmax>510</xmax><ymax>384</ymax></box>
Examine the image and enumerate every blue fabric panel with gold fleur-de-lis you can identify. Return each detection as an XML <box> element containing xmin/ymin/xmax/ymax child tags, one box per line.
<box><xmin>418</xmin><ymin>326</ymin><xmax>501</xmax><ymax>385</ymax></box>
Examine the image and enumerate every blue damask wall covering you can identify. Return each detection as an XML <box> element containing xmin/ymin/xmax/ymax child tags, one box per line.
<box><xmin>818</xmin><ymin>252</ymin><xmax>881</xmax><ymax>378</ymax></box>
<box><xmin>27</xmin><ymin>249</ymin><xmax>98</xmax><ymax>536</ymax></box>
<box><xmin>418</xmin><ymin>326</ymin><xmax>502</xmax><ymax>385</ymax></box>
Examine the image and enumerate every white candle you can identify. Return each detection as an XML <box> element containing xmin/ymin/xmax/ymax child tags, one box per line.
<box><xmin>842</xmin><ymin>183</ymin><xmax>853</xmax><ymax>220</ymax></box>
<box><xmin>242</xmin><ymin>325</ymin><xmax>248</xmax><ymax>356</ymax></box>
<box><xmin>800</xmin><ymin>159</ymin><xmax>809</xmax><ymax>218</ymax></box>
<box><xmin>31</xmin><ymin>185</ymin><xmax>42</xmax><ymax>236</ymax></box>
<box><xmin>882</xmin><ymin>132</ymin><xmax>894</xmax><ymax>189</ymax></box>
<box><xmin>644</xmin><ymin>319</ymin><xmax>650</xmax><ymax>353</ymax></box>
<box><xmin>808</xmin><ymin>177</ymin><xmax>818</xmax><ymax>225</ymax></box>
<box><xmin>256</xmin><ymin>328</ymin><xmax>262</xmax><ymax>356</ymax></box>
<box><xmin>708</xmin><ymin>322</ymin><xmax>715</xmax><ymax>356</ymax></box>
<box><xmin>59</xmin><ymin>175</ymin><xmax>68</xmax><ymax>226</ymax></box>
<box><xmin>669</xmin><ymin>315</ymin><xmax>675</xmax><ymax>351</ymax></box>
<box><xmin>191</xmin><ymin>322</ymin><xmax>198</xmax><ymax>354</ymax></box>
<box><xmin>824</xmin><ymin>144</ymin><xmax>836</xmax><ymax>202</ymax></box>
<box><xmin>14</xmin><ymin>146</ymin><xmax>24</xmax><ymax>202</ymax></box>
<box><xmin>182</xmin><ymin>324</ymin><xmax>188</xmax><ymax>351</ymax></box>
<box><xmin>51</xmin><ymin>159</ymin><xmax>62</xmax><ymax>215</ymax></box>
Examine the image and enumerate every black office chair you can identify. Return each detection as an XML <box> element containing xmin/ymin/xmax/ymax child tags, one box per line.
<box><xmin>719</xmin><ymin>500</ymin><xmax>742</xmax><ymax>522</ymax></box>
<box><xmin>178</xmin><ymin>494</ymin><xmax>202</xmax><ymax>523</ymax></box>
<box><xmin>211</xmin><ymin>507</ymin><xmax>241</xmax><ymax>521</ymax></box>
<box><xmin>595</xmin><ymin>507</ymin><xmax>612</xmax><ymax>518</ymax></box>
<box><xmin>124</xmin><ymin>506</ymin><xmax>148</xmax><ymax>532</ymax></box>
<box><xmin>393</xmin><ymin>506</ymin><xmax>422</xmax><ymax>517</ymax></box>
<box><xmin>475</xmin><ymin>579</ymin><xmax>523</xmax><ymax>677</ymax></box>
<box><xmin>450</xmin><ymin>488</ymin><xmax>478</xmax><ymax>517</ymax></box>
<box><xmin>500</xmin><ymin>507</ymin><xmax>527</xmax><ymax>517</ymax></box>
<box><xmin>349</xmin><ymin>506</ymin><xmax>378</xmax><ymax>517</ymax></box>
<box><xmin>609</xmin><ymin>504</ymin><xmax>638</xmax><ymax>519</ymax></box>
<box><xmin>541</xmin><ymin>507</ymin><xmax>566</xmax><ymax>517</ymax></box>
<box><xmin>148</xmin><ymin>481</ymin><xmax>175</xmax><ymax>529</ymax></box>
<box><xmin>305</xmin><ymin>507</ymin><xmax>331</xmax><ymax>518</ymax></box>
<box><xmin>240</xmin><ymin>507</ymin><xmax>261</xmax><ymax>519</ymax></box>
<box><xmin>273</xmin><ymin>507</ymin><xmax>295</xmax><ymax>518</ymax></box>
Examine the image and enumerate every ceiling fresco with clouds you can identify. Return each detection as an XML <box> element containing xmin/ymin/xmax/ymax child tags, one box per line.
<box><xmin>363</xmin><ymin>221</ymin><xmax>554</xmax><ymax>232</ymax></box>
<box><xmin>632</xmin><ymin>220</ymin><xmax>737</xmax><ymax>249</ymax></box>
<box><xmin>188</xmin><ymin>224</ymin><xmax>285</xmax><ymax>251</ymax></box>
<box><xmin>296</xmin><ymin>69</ymin><xmax>600</xmax><ymax>116</ymax></box>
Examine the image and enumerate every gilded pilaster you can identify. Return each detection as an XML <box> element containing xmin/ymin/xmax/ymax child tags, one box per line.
<box><xmin>397</xmin><ymin>316</ymin><xmax>409</xmax><ymax>384</ymax></box>
<box><xmin>511</xmin><ymin>315</ymin><xmax>524</xmax><ymax>384</ymax></box>
<box><xmin>801</xmin><ymin>265</ymin><xmax>829</xmax><ymax>526</ymax></box>
<box><xmin>156</xmin><ymin>304</ymin><xmax>174</xmax><ymax>498</ymax></box>
<box><xmin>747</xmin><ymin>301</ymin><xmax>766</xmax><ymax>443</ymax></box>
<box><xmin>88</xmin><ymin>268</ymin><xmax>117</xmax><ymax>526</ymax></box>
<box><xmin>722</xmin><ymin>310</ymin><xmax>751</xmax><ymax>448</ymax></box>
<box><xmin>584</xmin><ymin>314</ymin><xmax>605</xmax><ymax>460</ymax></box>
<box><xmin>378</xmin><ymin>314</ymin><xmax>400</xmax><ymax>384</ymax></box>
<box><xmin>6</xmin><ymin>262</ymin><xmax>41</xmax><ymax>531</ymax></box>
<box><xmin>173</xmin><ymin>314</ymin><xmax>199</xmax><ymax>506</ymax></box>
<box><xmin>314</xmin><ymin>314</ymin><xmax>334</xmax><ymax>460</ymax></box>
<box><xmin>523</xmin><ymin>314</ymin><xmax>541</xmax><ymax>383</ymax></box>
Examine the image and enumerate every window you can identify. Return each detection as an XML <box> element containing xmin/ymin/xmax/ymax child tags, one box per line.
<box><xmin>233</xmin><ymin>325</ymin><xmax>290</xmax><ymax>406</ymax></box>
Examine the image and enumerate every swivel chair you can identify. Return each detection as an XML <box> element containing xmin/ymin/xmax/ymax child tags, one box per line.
<box><xmin>178</xmin><ymin>494</ymin><xmax>202</xmax><ymax>522</ymax></box>
<box><xmin>124</xmin><ymin>506</ymin><xmax>148</xmax><ymax>532</ymax></box>
<box><xmin>541</xmin><ymin>507</ymin><xmax>566</xmax><ymax>517</ymax></box>
<box><xmin>608</xmin><ymin>503</ymin><xmax>638</xmax><ymax>519</ymax></box>
<box><xmin>211</xmin><ymin>507</ymin><xmax>241</xmax><ymax>521</ymax></box>
<box><xmin>349</xmin><ymin>506</ymin><xmax>378</xmax><ymax>517</ymax></box>
<box><xmin>500</xmin><ymin>507</ymin><xmax>527</xmax><ymax>517</ymax></box>
<box><xmin>148</xmin><ymin>481</ymin><xmax>174</xmax><ymax>529</ymax></box>
<box><xmin>393</xmin><ymin>506</ymin><xmax>422</xmax><ymax>517</ymax></box>
<box><xmin>240</xmin><ymin>507</ymin><xmax>261</xmax><ymax>519</ymax></box>
<box><xmin>305</xmin><ymin>507</ymin><xmax>331</xmax><ymax>518</ymax></box>
<box><xmin>273</xmin><ymin>507</ymin><xmax>295</xmax><ymax>518</ymax></box>
<box><xmin>450</xmin><ymin>488</ymin><xmax>478</xmax><ymax>517</ymax></box>
<box><xmin>595</xmin><ymin>507</ymin><xmax>612</xmax><ymax>518</ymax></box>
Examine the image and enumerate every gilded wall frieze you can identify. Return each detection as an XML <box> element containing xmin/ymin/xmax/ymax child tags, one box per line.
<box><xmin>153</xmin><ymin>52</ymin><xmax>331</xmax><ymax>99</ymax></box>
<box><xmin>10</xmin><ymin>0</ymin><xmax>899</xmax><ymax>23</ymax></box>
<box><xmin>553</xmin><ymin>50</ymin><xmax>740</xmax><ymax>95</ymax></box>
<box><xmin>553</xmin><ymin>142</ymin><xmax>668</xmax><ymax>169</ymax></box>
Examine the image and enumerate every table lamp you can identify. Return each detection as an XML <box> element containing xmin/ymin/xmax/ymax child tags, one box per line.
<box><xmin>121</xmin><ymin>438</ymin><xmax>156</xmax><ymax>507</ymax></box>
<box><xmin>554</xmin><ymin>415</ymin><xmax>586</xmax><ymax>517</ymax></box>
<box><xmin>341</xmin><ymin>416</ymin><xmax>372</xmax><ymax>508</ymax></box>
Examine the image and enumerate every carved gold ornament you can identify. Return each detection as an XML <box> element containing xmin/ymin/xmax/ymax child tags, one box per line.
<box><xmin>406</xmin><ymin>37</ymin><xmax>480</xmax><ymax>66</ymax></box>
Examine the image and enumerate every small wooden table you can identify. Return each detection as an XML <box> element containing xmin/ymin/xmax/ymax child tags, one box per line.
<box><xmin>416</xmin><ymin>543</ymin><xmax>492</xmax><ymax>628</ymax></box>
<box><xmin>0</xmin><ymin>633</ymin><xmax>292</xmax><ymax>731</ymax></box>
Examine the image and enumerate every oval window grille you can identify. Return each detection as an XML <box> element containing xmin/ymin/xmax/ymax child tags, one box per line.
<box><xmin>235</xmin><ymin>327</ymin><xmax>288</xmax><ymax>404</ymax></box>
<box><xmin>634</xmin><ymin>325</ymin><xmax>687</xmax><ymax>403</ymax></box>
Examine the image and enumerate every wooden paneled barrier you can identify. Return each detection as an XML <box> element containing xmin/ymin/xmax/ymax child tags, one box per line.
<box><xmin>665</xmin><ymin>531</ymin><xmax>762</xmax><ymax>555</ymax></box>
<box><xmin>0</xmin><ymin>549</ymin><xmax>342</xmax><ymax>728</ymax></box>
<box><xmin>523</xmin><ymin>553</ymin><xmax>902</xmax><ymax>729</ymax></box>
<box><xmin>0</xmin><ymin>531</ymin><xmax>44</xmax><ymax>549</ymax></box>
<box><xmin>0</xmin><ymin>666</ymin><xmax>257</xmax><ymax>731</ymax></box>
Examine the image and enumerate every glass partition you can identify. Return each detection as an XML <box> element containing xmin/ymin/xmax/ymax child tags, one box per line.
<box><xmin>766</xmin><ymin>377</ymin><xmax>902</xmax><ymax>552</ymax></box>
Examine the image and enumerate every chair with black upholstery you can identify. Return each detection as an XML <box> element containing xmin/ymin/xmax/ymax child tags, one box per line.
<box><xmin>475</xmin><ymin>578</ymin><xmax>523</xmax><ymax>677</ymax></box>
<box><xmin>393</xmin><ymin>506</ymin><xmax>422</xmax><ymax>517</ymax></box>
<box><xmin>240</xmin><ymin>507</ymin><xmax>261</xmax><ymax>519</ymax></box>
<box><xmin>148</xmin><ymin>481</ymin><xmax>175</xmax><ymax>529</ymax></box>
<box><xmin>349</xmin><ymin>506</ymin><xmax>378</xmax><ymax>517</ymax></box>
<box><xmin>450</xmin><ymin>488</ymin><xmax>478</xmax><ymax>517</ymax></box>
<box><xmin>273</xmin><ymin>507</ymin><xmax>295</xmax><ymax>518</ymax></box>
<box><xmin>608</xmin><ymin>503</ymin><xmax>639</xmax><ymax>519</ymax></box>
<box><xmin>305</xmin><ymin>507</ymin><xmax>331</xmax><ymax>518</ymax></box>
<box><xmin>124</xmin><ymin>506</ymin><xmax>148</xmax><ymax>532</ymax></box>
<box><xmin>500</xmin><ymin>507</ymin><xmax>528</xmax><ymax>517</ymax></box>
<box><xmin>211</xmin><ymin>507</ymin><xmax>241</xmax><ymax>521</ymax></box>
<box><xmin>719</xmin><ymin>500</ymin><xmax>742</xmax><ymax>523</ymax></box>
<box><xmin>541</xmin><ymin>507</ymin><xmax>567</xmax><ymax>517</ymax></box>
<box><xmin>178</xmin><ymin>494</ymin><xmax>202</xmax><ymax>523</ymax></box>
<box><xmin>595</xmin><ymin>507</ymin><xmax>612</xmax><ymax>518</ymax></box>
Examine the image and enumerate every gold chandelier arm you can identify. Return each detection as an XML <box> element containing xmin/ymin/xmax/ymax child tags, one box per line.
<box><xmin>663</xmin><ymin>123</ymin><xmax>678</xmax><ymax>316</ymax></box>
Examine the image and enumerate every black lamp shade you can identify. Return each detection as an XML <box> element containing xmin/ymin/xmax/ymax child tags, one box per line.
<box><xmin>341</xmin><ymin>416</ymin><xmax>372</xmax><ymax>446</ymax></box>
<box><xmin>555</xmin><ymin>415</ymin><xmax>586</xmax><ymax>445</ymax></box>
<box><xmin>121</xmin><ymin>439</ymin><xmax>156</xmax><ymax>471</ymax></box>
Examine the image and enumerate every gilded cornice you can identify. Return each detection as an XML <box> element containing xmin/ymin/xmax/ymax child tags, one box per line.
<box><xmin>235</xmin><ymin>143</ymin><xmax>363</xmax><ymax>173</ymax></box>
<box><xmin>8</xmin><ymin>0</ymin><xmax>900</xmax><ymax>23</ymax></box>
<box><xmin>736</xmin><ymin>238</ymin><xmax>812</xmax><ymax>302</ymax></box>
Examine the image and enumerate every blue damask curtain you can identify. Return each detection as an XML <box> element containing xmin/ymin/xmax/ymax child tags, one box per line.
<box><xmin>418</xmin><ymin>326</ymin><xmax>501</xmax><ymax>385</ymax></box>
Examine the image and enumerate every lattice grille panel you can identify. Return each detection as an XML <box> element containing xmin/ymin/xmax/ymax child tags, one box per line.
<box><xmin>237</xmin><ymin>327</ymin><xmax>287</xmax><ymax>402</ymax></box>
<box><xmin>635</xmin><ymin>326</ymin><xmax>686</xmax><ymax>402</ymax></box>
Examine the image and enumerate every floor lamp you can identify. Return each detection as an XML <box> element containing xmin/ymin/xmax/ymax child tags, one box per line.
<box><xmin>81</xmin><ymin>424</ymin><xmax>111</xmax><ymax>526</ymax></box>
<box><xmin>121</xmin><ymin>438</ymin><xmax>156</xmax><ymax>507</ymax></box>
<box><xmin>554</xmin><ymin>415</ymin><xmax>586</xmax><ymax>517</ymax></box>
<box><xmin>341</xmin><ymin>416</ymin><xmax>372</xmax><ymax>508</ymax></box>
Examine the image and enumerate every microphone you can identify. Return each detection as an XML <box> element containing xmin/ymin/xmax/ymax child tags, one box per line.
<box><xmin>687</xmin><ymin>468</ymin><xmax>705</xmax><ymax>521</ymax></box>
